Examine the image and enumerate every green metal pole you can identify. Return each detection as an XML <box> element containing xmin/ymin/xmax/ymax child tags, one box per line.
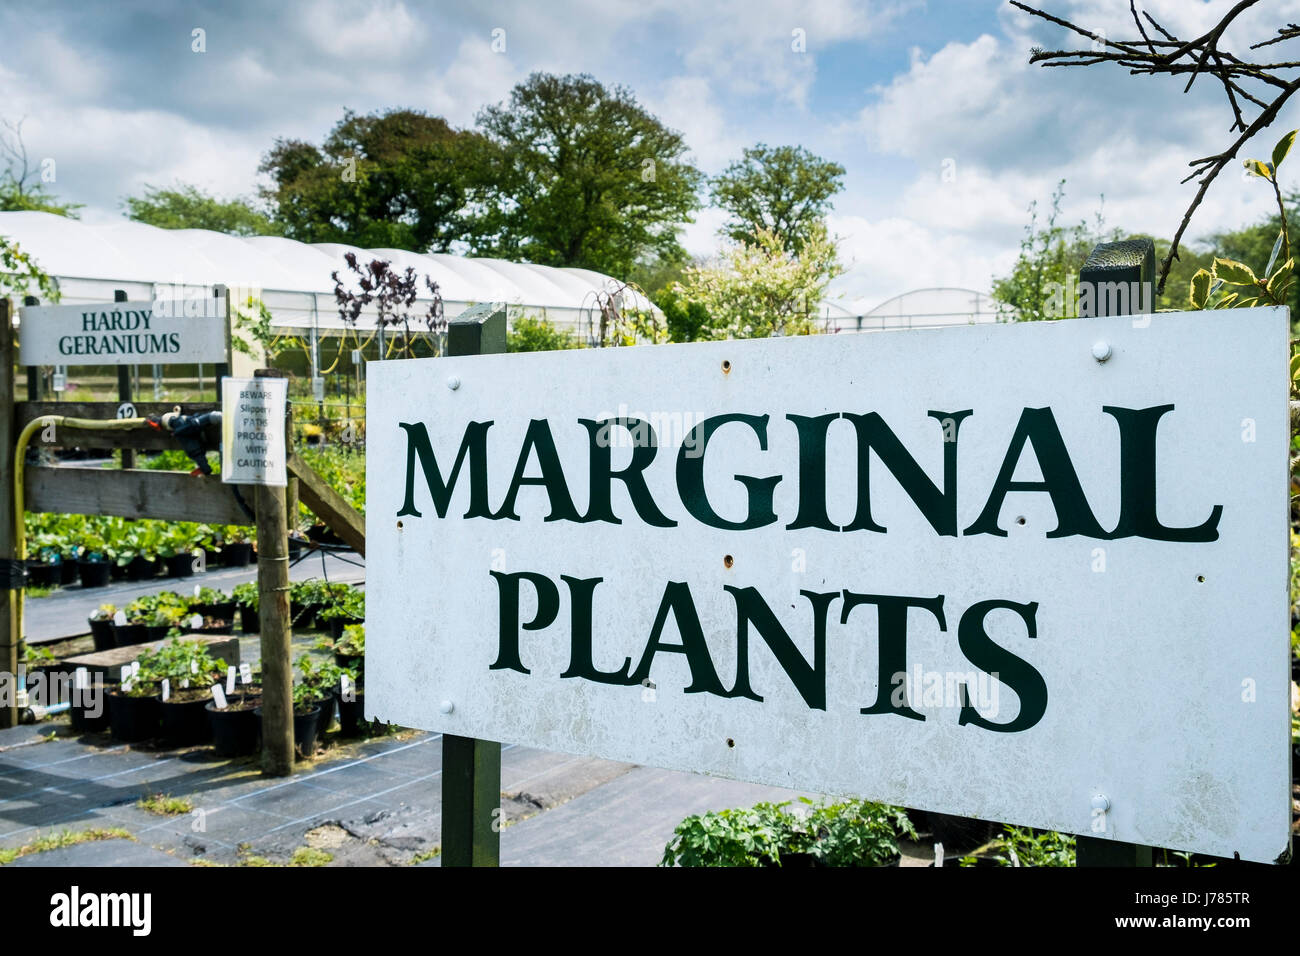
<box><xmin>441</xmin><ymin>303</ymin><xmax>507</xmax><ymax>868</ymax></box>
<box><xmin>1075</xmin><ymin>239</ymin><xmax>1156</xmax><ymax>868</ymax></box>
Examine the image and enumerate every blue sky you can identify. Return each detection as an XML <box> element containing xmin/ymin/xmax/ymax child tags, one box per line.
<box><xmin>2</xmin><ymin>0</ymin><xmax>1299</xmax><ymax>310</ymax></box>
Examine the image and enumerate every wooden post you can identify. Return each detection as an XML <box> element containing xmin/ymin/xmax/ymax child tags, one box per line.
<box><xmin>1075</xmin><ymin>238</ymin><xmax>1155</xmax><ymax>868</ymax></box>
<box><xmin>114</xmin><ymin>290</ymin><xmax>134</xmax><ymax>469</ymax></box>
<box><xmin>441</xmin><ymin>303</ymin><xmax>506</xmax><ymax>868</ymax></box>
<box><xmin>255</xmin><ymin>367</ymin><xmax>294</xmax><ymax>776</ymax></box>
<box><xmin>22</xmin><ymin>296</ymin><xmax>40</xmax><ymax>403</ymax></box>
<box><xmin>214</xmin><ymin>286</ymin><xmax>230</xmax><ymax>401</ymax></box>
<box><xmin>0</xmin><ymin>299</ymin><xmax>18</xmax><ymax>729</ymax></box>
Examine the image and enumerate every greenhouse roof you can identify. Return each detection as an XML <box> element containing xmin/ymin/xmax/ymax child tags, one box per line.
<box><xmin>0</xmin><ymin>211</ymin><xmax>658</xmax><ymax>333</ymax></box>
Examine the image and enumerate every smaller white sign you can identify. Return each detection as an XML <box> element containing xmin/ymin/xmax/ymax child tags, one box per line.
<box><xmin>221</xmin><ymin>377</ymin><xmax>287</xmax><ymax>487</ymax></box>
<box><xmin>19</xmin><ymin>299</ymin><xmax>228</xmax><ymax>366</ymax></box>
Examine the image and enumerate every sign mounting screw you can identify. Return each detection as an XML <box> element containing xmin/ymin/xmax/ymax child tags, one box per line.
<box><xmin>447</xmin><ymin>375</ymin><xmax>461</xmax><ymax>390</ymax></box>
<box><xmin>440</xmin><ymin>700</ymin><xmax>455</xmax><ymax>714</ymax></box>
<box><xmin>1091</xmin><ymin>340</ymin><xmax>1112</xmax><ymax>362</ymax></box>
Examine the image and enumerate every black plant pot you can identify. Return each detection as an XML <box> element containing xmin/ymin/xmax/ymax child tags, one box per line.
<box><xmin>25</xmin><ymin>562</ymin><xmax>57</xmax><ymax>588</ymax></box>
<box><xmin>203</xmin><ymin>548</ymin><xmax>221</xmax><ymax>570</ymax></box>
<box><xmin>316</xmin><ymin>694</ymin><xmax>337</xmax><ymax>735</ymax></box>
<box><xmin>257</xmin><ymin>704</ymin><xmax>322</xmax><ymax>758</ymax></box>
<box><xmin>69</xmin><ymin>692</ymin><xmax>110</xmax><ymax>733</ymax></box>
<box><xmin>77</xmin><ymin>560</ymin><xmax>110</xmax><ymax>589</ymax></box>
<box><xmin>222</xmin><ymin>543</ymin><xmax>253</xmax><ymax>567</ymax></box>
<box><xmin>164</xmin><ymin>554</ymin><xmax>195</xmax><ymax>578</ymax></box>
<box><xmin>144</xmin><ymin>624</ymin><xmax>171</xmax><ymax>642</ymax></box>
<box><xmin>59</xmin><ymin>560</ymin><xmax>79</xmax><ymax>585</ymax></box>
<box><xmin>921</xmin><ymin>812</ymin><xmax>998</xmax><ymax>852</ymax></box>
<box><xmin>196</xmin><ymin>601</ymin><xmax>237</xmax><ymax>621</ymax></box>
<box><xmin>293</xmin><ymin>705</ymin><xmax>321</xmax><ymax>757</ymax></box>
<box><xmin>183</xmin><ymin>621</ymin><xmax>234</xmax><ymax>637</ymax></box>
<box><xmin>127</xmin><ymin>556</ymin><xmax>160</xmax><ymax>581</ymax></box>
<box><xmin>337</xmin><ymin>692</ymin><xmax>367</xmax><ymax>736</ymax></box>
<box><xmin>107</xmin><ymin>688</ymin><xmax>161</xmax><ymax>742</ymax></box>
<box><xmin>288</xmin><ymin>537</ymin><xmax>305</xmax><ymax>559</ymax></box>
<box><xmin>112</xmin><ymin>623</ymin><xmax>148</xmax><ymax>647</ymax></box>
<box><xmin>160</xmin><ymin>695</ymin><xmax>212</xmax><ymax>746</ymax></box>
<box><xmin>239</xmin><ymin>606</ymin><xmax>260</xmax><ymax>633</ymax></box>
<box><xmin>89</xmin><ymin>618</ymin><xmax>116</xmax><ymax>651</ymax></box>
<box><xmin>109</xmin><ymin>562</ymin><xmax>129</xmax><ymax>581</ymax></box>
<box><xmin>207</xmin><ymin>701</ymin><xmax>260</xmax><ymax>757</ymax></box>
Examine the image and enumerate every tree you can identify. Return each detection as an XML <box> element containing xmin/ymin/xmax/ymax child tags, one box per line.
<box><xmin>259</xmin><ymin>108</ymin><xmax>483</xmax><ymax>251</ymax></box>
<box><xmin>672</xmin><ymin>222</ymin><xmax>843</xmax><ymax>339</ymax></box>
<box><xmin>0</xmin><ymin>117</ymin><xmax>82</xmax><ymax>218</ymax></box>
<box><xmin>122</xmin><ymin>184</ymin><xmax>277</xmax><ymax>235</ymax></box>
<box><xmin>711</xmin><ymin>144</ymin><xmax>845</xmax><ymax>251</ymax></box>
<box><xmin>0</xmin><ymin>234</ymin><xmax>59</xmax><ymax>302</ymax></box>
<box><xmin>473</xmin><ymin>73</ymin><xmax>703</xmax><ymax>278</ymax></box>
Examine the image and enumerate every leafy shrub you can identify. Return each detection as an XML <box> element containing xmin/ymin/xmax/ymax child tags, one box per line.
<box><xmin>661</xmin><ymin>798</ymin><xmax>916</xmax><ymax>867</ymax></box>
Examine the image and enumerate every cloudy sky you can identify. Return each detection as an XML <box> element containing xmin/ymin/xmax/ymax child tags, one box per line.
<box><xmin>2</xmin><ymin>0</ymin><xmax>1299</xmax><ymax>311</ymax></box>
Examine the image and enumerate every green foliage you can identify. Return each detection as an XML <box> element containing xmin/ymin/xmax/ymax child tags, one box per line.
<box><xmin>507</xmin><ymin>315</ymin><xmax>582</xmax><ymax>352</ymax></box>
<box><xmin>122</xmin><ymin>183</ymin><xmax>277</xmax><ymax>236</ymax></box>
<box><xmin>296</xmin><ymin>446</ymin><xmax>365</xmax><ymax>519</ymax></box>
<box><xmin>0</xmin><ymin>233</ymin><xmax>59</xmax><ymax>303</ymax></box>
<box><xmin>136</xmin><ymin>636</ymin><xmax>225</xmax><ymax>686</ymax></box>
<box><xmin>660</xmin><ymin>798</ymin><xmax>915</xmax><ymax>867</ymax></box>
<box><xmin>1188</xmin><ymin>130</ymin><xmax>1300</xmax><ymax>312</ymax></box>
<box><xmin>337</xmin><ymin>624</ymin><xmax>365</xmax><ymax>656</ymax></box>
<box><xmin>232</xmin><ymin>296</ymin><xmax>280</xmax><ymax>360</ymax></box>
<box><xmin>295</xmin><ymin>652</ymin><xmax>352</xmax><ymax>702</ymax></box>
<box><xmin>672</xmin><ymin>222</ymin><xmax>842</xmax><ymax>339</ymax></box>
<box><xmin>317</xmin><ymin>588</ymin><xmax>364</xmax><ymax>622</ymax></box>
<box><xmin>991</xmin><ymin>180</ymin><xmax>1117</xmax><ymax>321</ymax></box>
<box><xmin>232</xmin><ymin>581</ymin><xmax>259</xmax><ymax>611</ymax></box>
<box><xmin>655</xmin><ymin>285</ymin><xmax>711</xmax><ymax>343</ymax></box>
<box><xmin>959</xmin><ymin>825</ymin><xmax>1076</xmax><ymax>867</ymax></box>
<box><xmin>711</xmin><ymin>144</ymin><xmax>846</xmax><ymax>253</ymax></box>
<box><xmin>473</xmin><ymin>73</ymin><xmax>703</xmax><ymax>278</ymax></box>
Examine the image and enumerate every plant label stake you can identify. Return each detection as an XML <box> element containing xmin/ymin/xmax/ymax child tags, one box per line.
<box><xmin>113</xmin><ymin>610</ymin><xmax>126</xmax><ymax>627</ymax></box>
<box><xmin>74</xmin><ymin>667</ymin><xmax>87</xmax><ymax>690</ymax></box>
<box><xmin>226</xmin><ymin>666</ymin><xmax>236</xmax><ymax>695</ymax></box>
<box><xmin>120</xmin><ymin>666</ymin><xmax>133</xmax><ymax>694</ymax></box>
<box><xmin>240</xmin><ymin>662</ymin><xmax>252</xmax><ymax>686</ymax></box>
<box><xmin>211</xmin><ymin>684</ymin><xmax>227</xmax><ymax>710</ymax></box>
<box><xmin>161</xmin><ymin>679</ymin><xmax>170</xmax><ymax>702</ymax></box>
<box><xmin>340</xmin><ymin>673</ymin><xmax>353</xmax><ymax>702</ymax></box>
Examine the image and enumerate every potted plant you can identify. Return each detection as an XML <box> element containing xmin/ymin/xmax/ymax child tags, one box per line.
<box><xmin>257</xmin><ymin>684</ymin><xmax>322</xmax><ymax>759</ymax></box>
<box><xmin>290</xmin><ymin>579</ymin><xmax>331</xmax><ymax>629</ymax></box>
<box><xmin>146</xmin><ymin>604</ymin><xmax>188</xmax><ymax>641</ymax></box>
<box><xmin>295</xmin><ymin>653</ymin><xmax>347</xmax><ymax>737</ymax></box>
<box><xmin>76</xmin><ymin>531</ymin><xmax>111</xmax><ymax>588</ymax></box>
<box><xmin>159</xmin><ymin>526</ymin><xmax>200</xmax><ymax>578</ymax></box>
<box><xmin>115</xmin><ymin>596</ymin><xmax>153</xmax><ymax>647</ymax></box>
<box><xmin>190</xmin><ymin>586</ymin><xmax>235</xmax><ymax>622</ymax></box>
<box><xmin>220</xmin><ymin>525</ymin><xmax>254</xmax><ymax>567</ymax></box>
<box><xmin>88</xmin><ymin>604</ymin><xmax>117</xmax><ymax>651</ymax></box>
<box><xmin>333</xmin><ymin>624</ymin><xmax>364</xmax><ymax>681</ymax></box>
<box><xmin>232</xmin><ymin>581</ymin><xmax>259</xmax><ymax>633</ymax></box>
<box><xmin>126</xmin><ymin>524</ymin><xmax>163</xmax><ymax>580</ymax></box>
<box><xmin>207</xmin><ymin>686</ymin><xmax>261</xmax><ymax>757</ymax></box>
<box><xmin>317</xmin><ymin>587</ymin><xmax>364</xmax><ymax>639</ymax></box>
<box><xmin>150</xmin><ymin>637</ymin><xmax>226</xmax><ymax>746</ymax></box>
<box><xmin>107</xmin><ymin>673</ymin><xmax>162</xmax><ymax>742</ymax></box>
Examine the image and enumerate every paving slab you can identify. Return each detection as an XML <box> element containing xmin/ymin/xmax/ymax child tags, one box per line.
<box><xmin>500</xmin><ymin>765</ymin><xmax>816</xmax><ymax>867</ymax></box>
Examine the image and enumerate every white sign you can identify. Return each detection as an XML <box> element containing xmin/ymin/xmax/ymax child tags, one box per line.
<box><xmin>221</xmin><ymin>377</ymin><xmax>287</xmax><ymax>487</ymax></box>
<box><xmin>366</xmin><ymin>308</ymin><xmax>1292</xmax><ymax>863</ymax></box>
<box><xmin>19</xmin><ymin>299</ymin><xmax>227</xmax><ymax>366</ymax></box>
